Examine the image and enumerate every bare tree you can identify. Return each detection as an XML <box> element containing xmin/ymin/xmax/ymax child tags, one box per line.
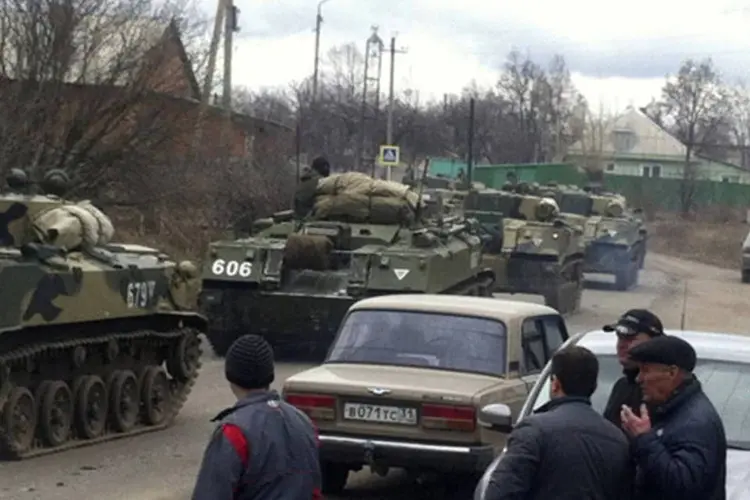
<box><xmin>644</xmin><ymin>58</ymin><xmax>733</xmax><ymax>213</ymax></box>
<box><xmin>577</xmin><ymin>104</ymin><xmax>618</xmax><ymax>180</ymax></box>
<box><xmin>0</xmin><ymin>0</ymin><xmax>210</xmax><ymax>201</ymax></box>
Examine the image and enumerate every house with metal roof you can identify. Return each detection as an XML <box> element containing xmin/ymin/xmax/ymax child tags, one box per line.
<box><xmin>565</xmin><ymin>106</ymin><xmax>750</xmax><ymax>184</ymax></box>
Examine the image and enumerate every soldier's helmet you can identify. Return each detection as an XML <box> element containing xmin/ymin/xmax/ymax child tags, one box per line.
<box><xmin>40</xmin><ymin>169</ymin><xmax>71</xmax><ymax>197</ymax></box>
<box><xmin>536</xmin><ymin>197</ymin><xmax>560</xmax><ymax>221</ymax></box>
<box><xmin>6</xmin><ymin>168</ymin><xmax>30</xmax><ymax>190</ymax></box>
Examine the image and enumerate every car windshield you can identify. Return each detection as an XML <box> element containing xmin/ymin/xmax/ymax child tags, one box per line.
<box><xmin>326</xmin><ymin>309</ymin><xmax>507</xmax><ymax>376</ymax></box>
<box><xmin>530</xmin><ymin>355</ymin><xmax>750</xmax><ymax>449</ymax></box>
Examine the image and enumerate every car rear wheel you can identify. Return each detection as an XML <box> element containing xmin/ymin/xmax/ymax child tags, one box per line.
<box><xmin>321</xmin><ymin>461</ymin><xmax>349</xmax><ymax>494</ymax></box>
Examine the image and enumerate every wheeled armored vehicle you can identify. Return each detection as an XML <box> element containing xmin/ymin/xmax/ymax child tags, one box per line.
<box><xmin>200</xmin><ymin>172</ymin><xmax>495</xmax><ymax>358</ymax></box>
<box><xmin>464</xmin><ymin>188</ymin><xmax>585</xmax><ymax>314</ymax></box>
<box><xmin>0</xmin><ymin>169</ymin><xmax>205</xmax><ymax>459</ymax></box>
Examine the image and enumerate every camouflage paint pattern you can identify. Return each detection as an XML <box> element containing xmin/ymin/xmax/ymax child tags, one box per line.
<box><xmin>0</xmin><ymin>242</ymin><xmax>203</xmax><ymax>332</ymax></box>
<box><xmin>0</xmin><ymin>190</ymin><xmax>206</xmax><ymax>459</ymax></box>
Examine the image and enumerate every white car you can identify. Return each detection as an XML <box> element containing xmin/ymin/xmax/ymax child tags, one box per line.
<box><xmin>474</xmin><ymin>329</ymin><xmax>750</xmax><ymax>499</ymax></box>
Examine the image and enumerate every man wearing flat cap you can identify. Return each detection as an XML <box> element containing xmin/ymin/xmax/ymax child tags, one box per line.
<box><xmin>191</xmin><ymin>335</ymin><xmax>322</xmax><ymax>500</ymax></box>
<box><xmin>602</xmin><ymin>309</ymin><xmax>665</xmax><ymax>430</ymax></box>
<box><xmin>620</xmin><ymin>335</ymin><xmax>727</xmax><ymax>500</ymax></box>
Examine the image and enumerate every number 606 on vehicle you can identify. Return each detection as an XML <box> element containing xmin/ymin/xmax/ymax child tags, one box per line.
<box><xmin>211</xmin><ymin>259</ymin><xmax>253</xmax><ymax>277</ymax></box>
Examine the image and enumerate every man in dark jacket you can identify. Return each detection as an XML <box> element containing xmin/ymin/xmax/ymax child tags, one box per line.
<box><xmin>191</xmin><ymin>335</ymin><xmax>322</xmax><ymax>500</ymax></box>
<box><xmin>602</xmin><ymin>309</ymin><xmax>664</xmax><ymax>429</ymax></box>
<box><xmin>293</xmin><ymin>156</ymin><xmax>331</xmax><ymax>218</ymax></box>
<box><xmin>621</xmin><ymin>335</ymin><xmax>727</xmax><ymax>500</ymax></box>
<box><xmin>482</xmin><ymin>346</ymin><xmax>632</xmax><ymax>500</ymax></box>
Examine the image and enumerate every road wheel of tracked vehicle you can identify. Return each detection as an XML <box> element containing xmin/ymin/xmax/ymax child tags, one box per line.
<box><xmin>2</xmin><ymin>387</ymin><xmax>37</xmax><ymax>455</ymax></box>
<box><xmin>141</xmin><ymin>367</ymin><xmax>171</xmax><ymax>426</ymax></box>
<box><xmin>109</xmin><ymin>370</ymin><xmax>140</xmax><ymax>433</ymax></box>
<box><xmin>167</xmin><ymin>331</ymin><xmax>202</xmax><ymax>382</ymax></box>
<box><xmin>39</xmin><ymin>381</ymin><xmax>73</xmax><ymax>447</ymax></box>
<box><xmin>321</xmin><ymin>461</ymin><xmax>349</xmax><ymax>494</ymax></box>
<box><xmin>75</xmin><ymin>376</ymin><xmax>108</xmax><ymax>440</ymax></box>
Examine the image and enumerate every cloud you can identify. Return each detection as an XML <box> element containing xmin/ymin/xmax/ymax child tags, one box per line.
<box><xmin>208</xmin><ymin>0</ymin><xmax>750</xmax><ymax>111</ymax></box>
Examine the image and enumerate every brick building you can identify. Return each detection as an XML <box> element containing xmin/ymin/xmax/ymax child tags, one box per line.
<box><xmin>0</xmin><ymin>15</ymin><xmax>292</xmax><ymax>164</ymax></box>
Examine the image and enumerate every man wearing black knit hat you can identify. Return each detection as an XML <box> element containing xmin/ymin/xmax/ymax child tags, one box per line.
<box><xmin>191</xmin><ymin>335</ymin><xmax>322</xmax><ymax>500</ymax></box>
<box><xmin>601</xmin><ymin>309</ymin><xmax>664</xmax><ymax>430</ymax></box>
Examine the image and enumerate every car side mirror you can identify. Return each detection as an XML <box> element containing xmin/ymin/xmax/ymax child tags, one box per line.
<box><xmin>479</xmin><ymin>403</ymin><xmax>513</xmax><ymax>433</ymax></box>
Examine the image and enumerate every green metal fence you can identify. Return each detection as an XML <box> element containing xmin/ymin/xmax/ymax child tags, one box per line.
<box><xmin>428</xmin><ymin>160</ymin><xmax>750</xmax><ymax>209</ymax></box>
<box><xmin>602</xmin><ymin>175</ymin><xmax>750</xmax><ymax>210</ymax></box>
<box><xmin>471</xmin><ymin>163</ymin><xmax>587</xmax><ymax>187</ymax></box>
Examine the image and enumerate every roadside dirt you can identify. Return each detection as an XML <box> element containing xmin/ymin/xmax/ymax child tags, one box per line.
<box><xmin>648</xmin><ymin>211</ymin><xmax>748</xmax><ymax>270</ymax></box>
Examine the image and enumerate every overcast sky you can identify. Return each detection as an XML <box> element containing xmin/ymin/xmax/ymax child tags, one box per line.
<box><xmin>209</xmin><ymin>0</ymin><xmax>750</xmax><ymax>112</ymax></box>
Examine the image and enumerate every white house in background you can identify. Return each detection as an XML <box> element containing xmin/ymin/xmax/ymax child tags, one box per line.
<box><xmin>565</xmin><ymin>106</ymin><xmax>750</xmax><ymax>184</ymax></box>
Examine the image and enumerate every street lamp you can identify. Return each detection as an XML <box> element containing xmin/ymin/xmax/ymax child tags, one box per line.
<box><xmin>312</xmin><ymin>0</ymin><xmax>330</xmax><ymax>104</ymax></box>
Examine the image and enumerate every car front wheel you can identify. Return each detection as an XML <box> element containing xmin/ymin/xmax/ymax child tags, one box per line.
<box><xmin>321</xmin><ymin>461</ymin><xmax>349</xmax><ymax>494</ymax></box>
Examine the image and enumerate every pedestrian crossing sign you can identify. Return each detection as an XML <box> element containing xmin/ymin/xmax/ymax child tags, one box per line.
<box><xmin>379</xmin><ymin>145</ymin><xmax>400</xmax><ymax>166</ymax></box>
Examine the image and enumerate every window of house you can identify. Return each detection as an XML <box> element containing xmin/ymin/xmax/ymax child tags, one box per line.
<box><xmin>612</xmin><ymin>130</ymin><xmax>636</xmax><ymax>152</ymax></box>
<box><xmin>721</xmin><ymin>175</ymin><xmax>740</xmax><ymax>183</ymax></box>
<box><xmin>642</xmin><ymin>165</ymin><xmax>662</xmax><ymax>178</ymax></box>
<box><xmin>606</xmin><ymin>163</ymin><xmax>615</xmax><ymax>172</ymax></box>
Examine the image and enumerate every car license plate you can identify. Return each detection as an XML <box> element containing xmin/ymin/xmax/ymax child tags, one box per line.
<box><xmin>343</xmin><ymin>403</ymin><xmax>417</xmax><ymax>425</ymax></box>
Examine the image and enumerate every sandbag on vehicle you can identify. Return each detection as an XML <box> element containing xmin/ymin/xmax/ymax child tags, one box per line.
<box><xmin>316</xmin><ymin>172</ymin><xmax>421</xmax><ymax>209</ymax></box>
<box><xmin>32</xmin><ymin>200</ymin><xmax>115</xmax><ymax>251</ymax></box>
<box><xmin>313</xmin><ymin>172</ymin><xmax>422</xmax><ymax>224</ymax></box>
<box><xmin>284</xmin><ymin>233</ymin><xmax>333</xmax><ymax>270</ymax></box>
<box><xmin>313</xmin><ymin>192</ymin><xmax>416</xmax><ymax>224</ymax></box>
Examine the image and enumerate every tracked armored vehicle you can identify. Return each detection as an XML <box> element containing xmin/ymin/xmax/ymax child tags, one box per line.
<box><xmin>0</xmin><ymin>169</ymin><xmax>205</xmax><ymax>460</ymax></box>
<box><xmin>550</xmin><ymin>187</ymin><xmax>647</xmax><ymax>290</ymax></box>
<box><xmin>464</xmin><ymin>187</ymin><xmax>585</xmax><ymax>314</ymax></box>
<box><xmin>200</xmin><ymin>172</ymin><xmax>494</xmax><ymax>358</ymax></box>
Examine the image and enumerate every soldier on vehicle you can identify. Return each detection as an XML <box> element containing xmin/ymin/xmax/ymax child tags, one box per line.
<box><xmin>602</xmin><ymin>309</ymin><xmax>664</xmax><ymax>430</ymax></box>
<box><xmin>293</xmin><ymin>156</ymin><xmax>331</xmax><ymax>218</ymax></box>
<box><xmin>622</xmin><ymin>335</ymin><xmax>727</xmax><ymax>500</ymax></box>
<box><xmin>191</xmin><ymin>335</ymin><xmax>322</xmax><ymax>500</ymax></box>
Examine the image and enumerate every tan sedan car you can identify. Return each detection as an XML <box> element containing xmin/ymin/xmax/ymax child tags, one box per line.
<box><xmin>281</xmin><ymin>294</ymin><xmax>570</xmax><ymax>493</ymax></box>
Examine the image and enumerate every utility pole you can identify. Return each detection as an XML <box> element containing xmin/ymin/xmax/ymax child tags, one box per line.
<box><xmin>222</xmin><ymin>0</ymin><xmax>239</xmax><ymax>110</ymax></box>
<box><xmin>467</xmin><ymin>97</ymin><xmax>475</xmax><ymax>184</ymax></box>
<box><xmin>312</xmin><ymin>0</ymin><xmax>330</xmax><ymax>106</ymax></box>
<box><xmin>385</xmin><ymin>35</ymin><xmax>407</xmax><ymax>180</ymax></box>
<box><xmin>191</xmin><ymin>0</ymin><xmax>226</xmax><ymax>150</ymax></box>
<box><xmin>356</xmin><ymin>26</ymin><xmax>384</xmax><ymax>172</ymax></box>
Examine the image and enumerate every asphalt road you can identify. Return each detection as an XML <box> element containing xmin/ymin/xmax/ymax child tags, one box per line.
<box><xmin>1</xmin><ymin>253</ymin><xmax>748</xmax><ymax>500</ymax></box>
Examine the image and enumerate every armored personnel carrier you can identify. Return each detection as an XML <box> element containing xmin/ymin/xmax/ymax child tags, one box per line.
<box><xmin>464</xmin><ymin>187</ymin><xmax>585</xmax><ymax>314</ymax></box>
<box><xmin>200</xmin><ymin>172</ymin><xmax>494</xmax><ymax>358</ymax></box>
<box><xmin>549</xmin><ymin>186</ymin><xmax>647</xmax><ymax>290</ymax></box>
<box><xmin>0</xmin><ymin>169</ymin><xmax>205</xmax><ymax>460</ymax></box>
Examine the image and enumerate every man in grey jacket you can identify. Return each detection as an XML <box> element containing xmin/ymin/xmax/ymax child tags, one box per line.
<box><xmin>191</xmin><ymin>335</ymin><xmax>322</xmax><ymax>499</ymax></box>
